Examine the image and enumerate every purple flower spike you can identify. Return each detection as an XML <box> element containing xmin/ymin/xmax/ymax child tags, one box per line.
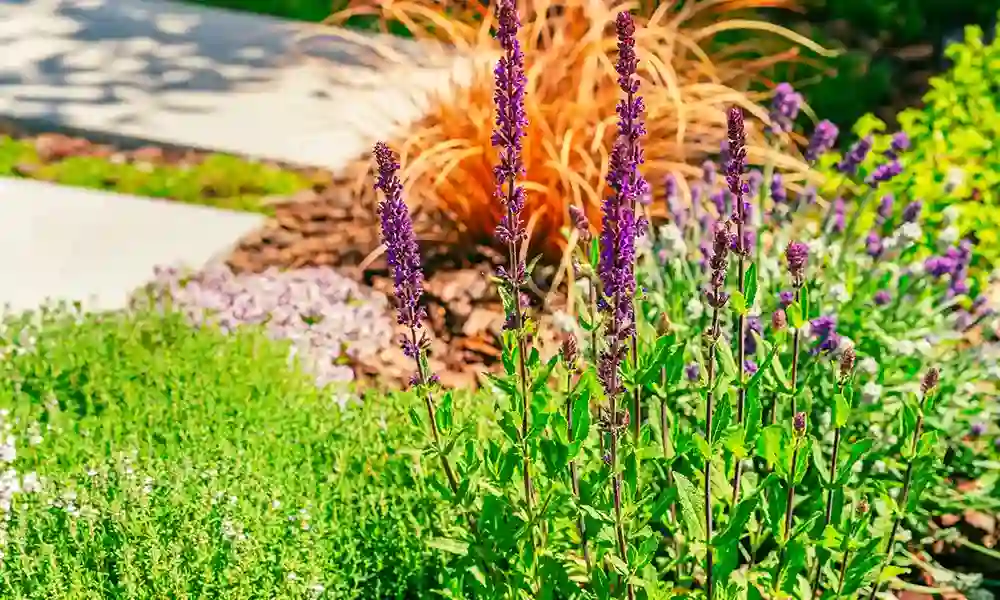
<box><xmin>597</xmin><ymin>9</ymin><xmax>645</xmax><ymax>400</ymax></box>
<box><xmin>705</xmin><ymin>222</ymin><xmax>732</xmax><ymax>309</ymax></box>
<box><xmin>836</xmin><ymin>136</ymin><xmax>873</xmax><ymax>176</ymax></box>
<box><xmin>902</xmin><ymin>201</ymin><xmax>922</xmax><ymax>223</ymax></box>
<box><xmin>374</xmin><ymin>142</ymin><xmax>427</xmax><ymax>356</ymax></box>
<box><xmin>492</xmin><ymin>0</ymin><xmax>528</xmax><ymax>277</ymax></box>
<box><xmin>702</xmin><ymin>160</ymin><xmax>717</xmax><ymax>186</ymax></box>
<box><xmin>769</xmin><ymin>83</ymin><xmax>802</xmax><ymax>134</ymax></box>
<box><xmin>726</xmin><ymin>106</ymin><xmax>748</xmax><ymax>224</ymax></box>
<box><xmin>747</xmin><ymin>169</ymin><xmax>763</xmax><ymax>196</ymax></box>
<box><xmin>785</xmin><ymin>241</ymin><xmax>809</xmax><ymax>287</ymax></box>
<box><xmin>805</xmin><ymin>119</ymin><xmax>839</xmax><ymax>162</ymax></box>
<box><xmin>874</xmin><ymin>290</ymin><xmax>891</xmax><ymax>306</ymax></box>
<box><xmin>710</xmin><ymin>190</ymin><xmax>726</xmax><ymax>217</ymax></box>
<box><xmin>832</xmin><ymin>198</ymin><xmax>846</xmax><ymax>233</ymax></box>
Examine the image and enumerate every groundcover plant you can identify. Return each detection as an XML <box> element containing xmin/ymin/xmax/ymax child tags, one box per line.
<box><xmin>372</xmin><ymin>1</ymin><xmax>1000</xmax><ymax>599</ymax></box>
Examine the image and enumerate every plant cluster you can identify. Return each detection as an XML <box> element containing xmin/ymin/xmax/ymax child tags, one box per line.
<box><xmin>0</xmin><ymin>304</ymin><xmax>453</xmax><ymax>598</ymax></box>
<box><xmin>0</xmin><ymin>136</ymin><xmax>313</xmax><ymax>213</ymax></box>
<box><xmin>133</xmin><ymin>264</ymin><xmax>395</xmax><ymax>386</ymax></box>
<box><xmin>809</xmin><ymin>20</ymin><xmax>1000</xmax><ymax>274</ymax></box>
<box><xmin>370</xmin><ymin>2</ymin><xmax>1000</xmax><ymax>599</ymax></box>
<box><xmin>342</xmin><ymin>0</ymin><xmax>827</xmax><ymax>259</ymax></box>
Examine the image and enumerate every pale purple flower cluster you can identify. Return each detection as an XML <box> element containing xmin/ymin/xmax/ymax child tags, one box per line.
<box><xmin>141</xmin><ymin>265</ymin><xmax>394</xmax><ymax>386</ymax></box>
<box><xmin>769</xmin><ymin>83</ymin><xmax>802</xmax><ymax>133</ymax></box>
<box><xmin>902</xmin><ymin>201</ymin><xmax>922</xmax><ymax>223</ymax></box>
<box><xmin>836</xmin><ymin>136</ymin><xmax>873</xmax><ymax>176</ymax></box>
<box><xmin>877</xmin><ymin>194</ymin><xmax>894</xmax><ymax>224</ymax></box>
<box><xmin>925</xmin><ymin>240</ymin><xmax>973</xmax><ymax>298</ymax></box>
<box><xmin>805</xmin><ymin>120</ymin><xmax>839</xmax><ymax>162</ymax></box>
<box><xmin>810</xmin><ymin>315</ymin><xmax>840</xmax><ymax>354</ymax></box>
<box><xmin>830</xmin><ymin>198</ymin><xmax>846</xmax><ymax>233</ymax></box>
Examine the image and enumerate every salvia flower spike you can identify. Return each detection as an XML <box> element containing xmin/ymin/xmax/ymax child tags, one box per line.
<box><xmin>373</xmin><ymin>141</ymin><xmax>458</xmax><ymax>495</ymax></box>
<box><xmin>727</xmin><ymin>106</ymin><xmax>750</xmax><ymax>505</ymax></box>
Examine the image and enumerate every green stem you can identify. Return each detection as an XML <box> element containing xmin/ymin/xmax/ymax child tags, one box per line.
<box><xmin>704</xmin><ymin>307</ymin><xmax>722</xmax><ymax>600</ymax></box>
<box><xmin>566</xmin><ymin>371</ymin><xmax>591</xmax><ymax>571</ymax></box>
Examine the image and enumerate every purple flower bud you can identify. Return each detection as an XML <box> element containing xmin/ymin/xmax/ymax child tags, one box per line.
<box><xmin>902</xmin><ymin>201</ymin><xmax>922</xmax><ymax>223</ymax></box>
<box><xmin>769</xmin><ymin>83</ymin><xmax>802</xmax><ymax>134</ymax></box>
<box><xmin>866</xmin><ymin>231</ymin><xmax>883</xmax><ymax>258</ymax></box>
<box><xmin>885</xmin><ymin>131</ymin><xmax>910</xmax><ymax>158</ymax></box>
<box><xmin>921</xmin><ymin>368</ymin><xmax>940</xmax><ymax>395</ymax></box>
<box><xmin>771</xmin><ymin>173</ymin><xmax>786</xmax><ymax>204</ymax></box>
<box><xmin>971</xmin><ymin>422</ymin><xmax>987</xmax><ymax>437</ymax></box>
<box><xmin>873</xmin><ymin>290</ymin><xmax>891</xmax><ymax>306</ymax></box>
<box><xmin>867</xmin><ymin>159</ymin><xmax>903</xmax><ymax>186</ymax></box>
<box><xmin>839</xmin><ymin>346</ymin><xmax>856</xmax><ymax>379</ymax></box>
<box><xmin>686</xmin><ymin>362</ymin><xmax>700</xmax><ymax>381</ymax></box>
<box><xmin>726</xmin><ymin>107</ymin><xmax>748</xmax><ymax>226</ymax></box>
<box><xmin>772</xmin><ymin>309</ymin><xmax>787</xmax><ymax>331</ymax></box>
<box><xmin>810</xmin><ymin>315</ymin><xmax>840</xmax><ymax>354</ymax></box>
<box><xmin>706</xmin><ymin>222</ymin><xmax>733</xmax><ymax>309</ymax></box>
<box><xmin>805</xmin><ymin>119</ymin><xmax>839</xmax><ymax>162</ymax></box>
<box><xmin>779</xmin><ymin>290</ymin><xmax>795</xmax><ymax>307</ymax></box>
<box><xmin>569</xmin><ymin>205</ymin><xmax>592</xmax><ymax>241</ymax></box>
<box><xmin>744</xmin><ymin>359</ymin><xmax>759</xmax><ymax>375</ymax></box>
<box><xmin>746</xmin><ymin>315</ymin><xmax>762</xmax><ymax>355</ymax></box>
<box><xmin>836</xmin><ymin>136</ymin><xmax>873</xmax><ymax>176</ymax></box>
<box><xmin>793</xmin><ymin>411</ymin><xmax>807</xmax><ymax>435</ymax></box>
<box><xmin>785</xmin><ymin>241</ymin><xmax>809</xmax><ymax>287</ymax></box>
<box><xmin>877</xmin><ymin>194</ymin><xmax>894</xmax><ymax>223</ymax></box>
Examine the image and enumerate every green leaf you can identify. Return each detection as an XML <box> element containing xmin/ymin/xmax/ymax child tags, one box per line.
<box><xmin>730</xmin><ymin>291</ymin><xmax>748</xmax><ymax>316</ymax></box>
<box><xmin>745</xmin><ymin>263</ymin><xmax>758</xmax><ymax>308</ymax></box>
<box><xmin>674</xmin><ymin>473</ymin><xmax>706</xmax><ymax>541</ymax></box>
<box><xmin>800</xmin><ymin>284</ymin><xmax>811</xmax><ymax>323</ymax></box>
<box><xmin>408</xmin><ymin>407</ymin><xmax>422</xmax><ymax>428</ymax></box>
<box><xmin>787</xmin><ymin>302</ymin><xmax>804</xmax><ymax>329</ymax></box>
<box><xmin>711</xmin><ymin>396</ymin><xmax>733</xmax><ymax>446</ymax></box>
<box><xmin>607</xmin><ymin>554</ymin><xmax>630</xmax><ymax>576</ymax></box>
<box><xmin>571</xmin><ymin>390</ymin><xmax>592</xmax><ymax>446</ymax></box>
<box><xmin>483</xmin><ymin>372</ymin><xmax>517</xmax><ymax>397</ymax></box>
<box><xmin>759</xmin><ymin>425</ymin><xmax>786</xmax><ymax>476</ymax></box>
<box><xmin>793</xmin><ymin>438</ymin><xmax>812</xmax><ymax>485</ymax></box>
<box><xmin>836</xmin><ymin>439</ymin><xmax>874</xmax><ymax>486</ymax></box>
<box><xmin>437</xmin><ymin>390</ymin><xmax>454</xmax><ymax>432</ymax></box>
<box><xmin>879</xmin><ymin>565</ymin><xmax>909</xmax><ymax>584</ymax></box>
<box><xmin>427</xmin><ymin>537</ymin><xmax>469</xmax><ymax>556</ymax></box>
<box><xmin>665</xmin><ymin>345</ymin><xmax>686</xmax><ymax>386</ymax></box>
<box><xmin>531</xmin><ymin>355</ymin><xmax>559</xmax><ymax>392</ymax></box>
<box><xmin>714</xmin><ymin>491</ymin><xmax>759</xmax><ymax>547</ymax></box>
<box><xmin>694</xmin><ymin>433</ymin><xmax>711</xmax><ymax>459</ymax></box>
<box><xmin>717</xmin><ymin>342</ymin><xmax>738</xmax><ymax>379</ymax></box>
<box><xmin>832</xmin><ymin>393</ymin><xmax>851</xmax><ymax>428</ymax></box>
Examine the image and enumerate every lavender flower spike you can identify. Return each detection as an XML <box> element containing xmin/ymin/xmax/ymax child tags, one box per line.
<box><xmin>836</xmin><ymin>136</ymin><xmax>873</xmax><ymax>176</ymax></box>
<box><xmin>769</xmin><ymin>83</ymin><xmax>802</xmax><ymax>134</ymax></box>
<box><xmin>785</xmin><ymin>241</ymin><xmax>809</xmax><ymax>288</ymax></box>
<box><xmin>726</xmin><ymin>107</ymin><xmax>748</xmax><ymax>223</ymax></box>
<box><xmin>805</xmin><ymin>120</ymin><xmax>839</xmax><ymax>162</ymax></box>
<box><xmin>374</xmin><ymin>142</ymin><xmax>427</xmax><ymax>357</ymax></box>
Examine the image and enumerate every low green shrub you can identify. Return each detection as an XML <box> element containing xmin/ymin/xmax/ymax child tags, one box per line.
<box><xmin>0</xmin><ymin>305</ymin><xmax>453</xmax><ymax>599</ymax></box>
<box><xmin>814</xmin><ymin>21</ymin><xmax>1000</xmax><ymax>273</ymax></box>
<box><xmin>0</xmin><ymin>136</ymin><xmax>314</xmax><ymax>213</ymax></box>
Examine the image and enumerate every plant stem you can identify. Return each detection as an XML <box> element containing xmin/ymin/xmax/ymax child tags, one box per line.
<box><xmin>566</xmin><ymin>370</ymin><xmax>591</xmax><ymax>571</ymax></box>
<box><xmin>412</xmin><ymin>329</ymin><xmax>460</xmax><ymax>496</ymax></box>
<box><xmin>661</xmin><ymin>368</ymin><xmax>680</xmax><ymax>574</ymax></box>
<box><xmin>777</xmin><ymin>437</ymin><xmax>800</xmax><ymax>573</ymax></box>
<box><xmin>609</xmin><ymin>291</ymin><xmax>635</xmax><ymax>600</ymax></box>
<box><xmin>789</xmin><ymin>286</ymin><xmax>803</xmax><ymax>418</ymax></box>
<box><xmin>867</xmin><ymin>389</ymin><xmax>929</xmax><ymax>600</ymax></box>
<box><xmin>813</xmin><ymin>375</ymin><xmax>848</xmax><ymax>590</ymax></box>
<box><xmin>704</xmin><ymin>307</ymin><xmax>722</xmax><ymax>600</ymax></box>
<box><xmin>591</xmin><ymin>277</ymin><xmax>606</xmax><ymax>458</ymax></box>
<box><xmin>834</xmin><ymin>548</ymin><xmax>852</xmax><ymax>600</ymax></box>
<box><xmin>732</xmin><ymin>245</ymin><xmax>747</xmax><ymax>505</ymax></box>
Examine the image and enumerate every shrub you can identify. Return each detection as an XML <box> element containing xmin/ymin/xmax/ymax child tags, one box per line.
<box><xmin>338</xmin><ymin>0</ymin><xmax>829</xmax><ymax>259</ymax></box>
<box><xmin>0</xmin><ymin>135</ymin><xmax>314</xmax><ymax>213</ymax></box>
<box><xmin>813</xmin><ymin>21</ymin><xmax>1000</xmax><ymax>275</ymax></box>
<box><xmin>0</xmin><ymin>305</ymin><xmax>454</xmax><ymax>598</ymax></box>
<box><xmin>367</xmin><ymin>3</ymin><xmax>1000</xmax><ymax>599</ymax></box>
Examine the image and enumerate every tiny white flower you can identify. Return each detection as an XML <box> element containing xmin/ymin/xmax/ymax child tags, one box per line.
<box><xmin>873</xmin><ymin>460</ymin><xmax>887</xmax><ymax>474</ymax></box>
<box><xmin>914</xmin><ymin>339</ymin><xmax>933</xmax><ymax>357</ymax></box>
<box><xmin>22</xmin><ymin>472</ymin><xmax>40</xmax><ymax>494</ymax></box>
<box><xmin>894</xmin><ymin>340</ymin><xmax>916</xmax><ymax>357</ymax></box>
<box><xmin>899</xmin><ymin>222</ymin><xmax>922</xmax><ymax>244</ymax></box>
<box><xmin>862</xmin><ymin>381</ymin><xmax>882</xmax><ymax>403</ymax></box>
<box><xmin>871</xmin><ymin>424</ymin><xmax>883</xmax><ymax>438</ymax></box>
<box><xmin>859</xmin><ymin>357</ymin><xmax>878</xmax><ymax>375</ymax></box>
<box><xmin>888</xmin><ymin>487</ymin><xmax>899</xmax><ymax>499</ymax></box>
<box><xmin>939</xmin><ymin>226</ymin><xmax>959</xmax><ymax>245</ymax></box>
<box><xmin>886</xmin><ymin>435</ymin><xmax>898</xmax><ymax>445</ymax></box>
<box><xmin>907</xmin><ymin>260</ymin><xmax>926</xmax><ymax>277</ymax></box>
<box><xmin>686</xmin><ymin>297</ymin><xmax>704</xmax><ymax>320</ymax></box>
<box><xmin>819</xmin><ymin>412</ymin><xmax>832</xmax><ymax>429</ymax></box>
<box><xmin>0</xmin><ymin>436</ymin><xmax>15</xmax><ymax>463</ymax></box>
<box><xmin>272</xmin><ymin>499</ymin><xmax>281</xmax><ymax>509</ymax></box>
<box><xmin>944</xmin><ymin>167</ymin><xmax>965</xmax><ymax>193</ymax></box>
<box><xmin>829</xmin><ymin>283</ymin><xmax>850</xmax><ymax>303</ymax></box>
<box><xmin>852</xmin><ymin>461</ymin><xmax>864</xmax><ymax>474</ymax></box>
<box><xmin>288</xmin><ymin>572</ymin><xmax>298</xmax><ymax>581</ymax></box>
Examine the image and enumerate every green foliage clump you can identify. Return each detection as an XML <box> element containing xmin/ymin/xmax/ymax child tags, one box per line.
<box><xmin>0</xmin><ymin>136</ymin><xmax>315</xmax><ymax>213</ymax></box>
<box><xmin>0</xmin><ymin>305</ymin><xmax>452</xmax><ymax>599</ymax></box>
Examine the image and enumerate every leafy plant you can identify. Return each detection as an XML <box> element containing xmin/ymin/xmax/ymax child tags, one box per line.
<box><xmin>0</xmin><ymin>303</ymin><xmax>458</xmax><ymax>598</ymax></box>
<box><xmin>368</xmin><ymin>3</ymin><xmax>1000</xmax><ymax>598</ymax></box>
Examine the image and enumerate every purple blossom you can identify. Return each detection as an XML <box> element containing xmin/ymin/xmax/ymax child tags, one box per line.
<box><xmin>702</xmin><ymin>160</ymin><xmax>717</xmax><ymax>186</ymax></box>
<box><xmin>971</xmin><ymin>422</ymin><xmax>987</xmax><ymax>437</ymax></box>
<box><xmin>747</xmin><ymin>169</ymin><xmax>764</xmax><ymax>197</ymax></box>
<box><xmin>799</xmin><ymin>186</ymin><xmax>816</xmax><ymax>207</ymax></box>
<box><xmin>785</xmin><ymin>241</ymin><xmax>809</xmax><ymax>287</ymax></box>
<box><xmin>598</xmin><ymin>10</ymin><xmax>645</xmax><ymax>399</ymax></box>
<box><xmin>746</xmin><ymin>315</ymin><xmax>762</xmax><ymax>355</ymax></box>
<box><xmin>744</xmin><ymin>359</ymin><xmax>759</xmax><ymax>376</ymax></box>
<box><xmin>569</xmin><ymin>204</ymin><xmax>591</xmax><ymax>241</ymax></box>
<box><xmin>374</xmin><ymin>142</ymin><xmax>427</xmax><ymax>353</ymax></box>
<box><xmin>491</xmin><ymin>0</ymin><xmax>529</xmax><ymax>255</ymax></box>
<box><xmin>805</xmin><ymin>119</ymin><xmax>839</xmax><ymax>161</ymax></box>
<box><xmin>867</xmin><ymin>159</ymin><xmax>903</xmax><ymax>186</ymax></box>
<box><xmin>866</xmin><ymin>231</ymin><xmax>883</xmax><ymax>258</ymax></box>
<box><xmin>705</xmin><ymin>222</ymin><xmax>732</xmax><ymax>309</ymax></box>
<box><xmin>779</xmin><ymin>290</ymin><xmax>795</xmax><ymax>307</ymax></box>
<box><xmin>885</xmin><ymin>132</ymin><xmax>910</xmax><ymax>159</ymax></box>
<box><xmin>836</xmin><ymin>136</ymin><xmax>873</xmax><ymax>176</ymax></box>
<box><xmin>832</xmin><ymin>198</ymin><xmax>846</xmax><ymax>233</ymax></box>
<box><xmin>771</xmin><ymin>173</ymin><xmax>786</xmax><ymax>204</ymax></box>
<box><xmin>711</xmin><ymin>189</ymin><xmax>726</xmax><ymax>217</ymax></box>
<box><xmin>769</xmin><ymin>83</ymin><xmax>802</xmax><ymax>133</ymax></box>
<box><xmin>902</xmin><ymin>201</ymin><xmax>922</xmax><ymax>223</ymax></box>
<box><xmin>793</xmin><ymin>411</ymin><xmax>807</xmax><ymax>434</ymax></box>
<box><xmin>686</xmin><ymin>362</ymin><xmax>700</xmax><ymax>381</ymax></box>
<box><xmin>877</xmin><ymin>193</ymin><xmax>894</xmax><ymax>224</ymax></box>
<box><xmin>874</xmin><ymin>290</ymin><xmax>891</xmax><ymax>306</ymax></box>
<box><xmin>665</xmin><ymin>175</ymin><xmax>685</xmax><ymax>229</ymax></box>
<box><xmin>810</xmin><ymin>315</ymin><xmax>840</xmax><ymax>354</ymax></box>
<box><xmin>726</xmin><ymin>107</ymin><xmax>748</xmax><ymax>227</ymax></box>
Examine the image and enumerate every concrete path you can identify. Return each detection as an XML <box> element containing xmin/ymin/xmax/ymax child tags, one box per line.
<box><xmin>0</xmin><ymin>0</ymin><xmax>481</xmax><ymax>170</ymax></box>
<box><xmin>0</xmin><ymin>177</ymin><xmax>265</xmax><ymax>312</ymax></box>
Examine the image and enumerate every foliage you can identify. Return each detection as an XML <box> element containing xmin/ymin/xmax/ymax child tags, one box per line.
<box><xmin>362</xmin><ymin>4</ymin><xmax>1000</xmax><ymax>599</ymax></box>
<box><xmin>334</xmin><ymin>0</ymin><xmax>831</xmax><ymax>259</ymax></box>
<box><xmin>0</xmin><ymin>136</ymin><xmax>314</xmax><ymax>213</ymax></box>
<box><xmin>812</xmin><ymin>22</ymin><xmax>1000</xmax><ymax>273</ymax></box>
<box><xmin>0</xmin><ymin>305</ymin><xmax>454</xmax><ymax>599</ymax></box>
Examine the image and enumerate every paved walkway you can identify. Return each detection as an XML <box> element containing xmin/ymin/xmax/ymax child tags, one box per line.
<box><xmin>0</xmin><ymin>0</ymin><xmax>481</xmax><ymax>170</ymax></box>
<box><xmin>0</xmin><ymin>177</ymin><xmax>265</xmax><ymax>312</ymax></box>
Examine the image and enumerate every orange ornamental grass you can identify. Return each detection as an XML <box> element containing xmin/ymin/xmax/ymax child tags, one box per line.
<box><xmin>331</xmin><ymin>0</ymin><xmax>831</xmax><ymax>259</ymax></box>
